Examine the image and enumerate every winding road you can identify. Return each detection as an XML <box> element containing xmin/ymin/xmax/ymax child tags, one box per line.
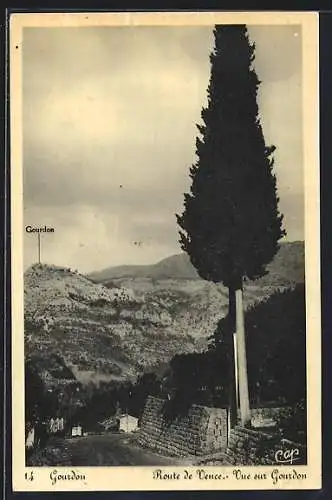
<box><xmin>67</xmin><ymin>433</ymin><xmax>192</xmax><ymax>466</ymax></box>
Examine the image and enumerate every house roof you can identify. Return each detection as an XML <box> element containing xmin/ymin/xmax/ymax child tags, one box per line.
<box><xmin>119</xmin><ymin>414</ymin><xmax>138</xmax><ymax>420</ymax></box>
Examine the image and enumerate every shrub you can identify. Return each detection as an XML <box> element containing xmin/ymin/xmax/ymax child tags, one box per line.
<box><xmin>274</xmin><ymin>399</ymin><xmax>307</xmax><ymax>444</ymax></box>
<box><xmin>212</xmin><ymin>284</ymin><xmax>306</xmax><ymax>405</ymax></box>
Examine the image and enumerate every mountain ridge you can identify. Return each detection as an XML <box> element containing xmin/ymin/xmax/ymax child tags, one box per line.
<box><xmin>88</xmin><ymin>241</ymin><xmax>304</xmax><ymax>284</ymax></box>
<box><xmin>24</xmin><ymin>240</ymin><xmax>304</xmax><ymax>388</ymax></box>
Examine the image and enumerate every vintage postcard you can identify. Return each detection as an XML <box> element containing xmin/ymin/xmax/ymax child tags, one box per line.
<box><xmin>10</xmin><ymin>10</ymin><xmax>321</xmax><ymax>492</ymax></box>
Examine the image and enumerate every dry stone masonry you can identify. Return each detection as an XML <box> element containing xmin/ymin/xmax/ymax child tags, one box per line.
<box><xmin>139</xmin><ymin>397</ymin><xmax>307</xmax><ymax>465</ymax></box>
<box><xmin>198</xmin><ymin>426</ymin><xmax>307</xmax><ymax>466</ymax></box>
<box><xmin>138</xmin><ymin>396</ymin><xmax>228</xmax><ymax>457</ymax></box>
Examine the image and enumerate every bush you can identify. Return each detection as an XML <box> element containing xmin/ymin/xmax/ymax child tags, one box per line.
<box><xmin>213</xmin><ymin>284</ymin><xmax>306</xmax><ymax>405</ymax></box>
<box><xmin>161</xmin><ymin>349</ymin><xmax>230</xmax><ymax>421</ymax></box>
<box><xmin>89</xmin><ymin>297</ymin><xmax>109</xmax><ymax>307</ymax></box>
<box><xmin>274</xmin><ymin>399</ymin><xmax>307</xmax><ymax>444</ymax></box>
<box><xmin>159</xmin><ymin>285</ymin><xmax>306</xmax><ymax>421</ymax></box>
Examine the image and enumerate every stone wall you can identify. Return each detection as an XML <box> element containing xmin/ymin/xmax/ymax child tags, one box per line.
<box><xmin>250</xmin><ymin>406</ymin><xmax>291</xmax><ymax>420</ymax></box>
<box><xmin>215</xmin><ymin>426</ymin><xmax>307</xmax><ymax>465</ymax></box>
<box><xmin>138</xmin><ymin>397</ymin><xmax>306</xmax><ymax>465</ymax></box>
<box><xmin>250</xmin><ymin>406</ymin><xmax>291</xmax><ymax>426</ymax></box>
<box><xmin>138</xmin><ymin>396</ymin><xmax>228</xmax><ymax>457</ymax></box>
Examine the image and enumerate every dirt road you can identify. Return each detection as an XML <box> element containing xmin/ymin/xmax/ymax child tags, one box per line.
<box><xmin>67</xmin><ymin>433</ymin><xmax>192</xmax><ymax>466</ymax></box>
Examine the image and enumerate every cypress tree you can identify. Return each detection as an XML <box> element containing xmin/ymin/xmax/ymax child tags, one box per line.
<box><xmin>176</xmin><ymin>24</ymin><xmax>285</xmax><ymax>426</ymax></box>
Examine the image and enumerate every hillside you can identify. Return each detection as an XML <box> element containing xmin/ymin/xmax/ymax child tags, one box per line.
<box><xmin>88</xmin><ymin>241</ymin><xmax>304</xmax><ymax>285</ymax></box>
<box><xmin>24</xmin><ymin>264</ymin><xmax>218</xmax><ymax>386</ymax></box>
<box><xmin>25</xmin><ymin>241</ymin><xmax>304</xmax><ymax>387</ymax></box>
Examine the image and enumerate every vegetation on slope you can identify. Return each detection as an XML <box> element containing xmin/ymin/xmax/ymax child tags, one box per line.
<box><xmin>24</xmin><ymin>241</ymin><xmax>304</xmax><ymax>390</ymax></box>
<box><xmin>24</xmin><ymin>264</ymin><xmax>211</xmax><ymax>386</ymax></box>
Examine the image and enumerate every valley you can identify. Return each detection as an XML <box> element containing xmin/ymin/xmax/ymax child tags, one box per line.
<box><xmin>24</xmin><ymin>241</ymin><xmax>304</xmax><ymax>388</ymax></box>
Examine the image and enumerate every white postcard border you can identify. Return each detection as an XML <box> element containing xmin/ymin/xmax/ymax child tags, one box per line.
<box><xmin>10</xmin><ymin>10</ymin><xmax>321</xmax><ymax>492</ymax></box>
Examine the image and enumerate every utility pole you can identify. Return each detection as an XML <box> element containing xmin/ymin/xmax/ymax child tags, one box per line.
<box><xmin>236</xmin><ymin>288</ymin><xmax>250</xmax><ymax>426</ymax></box>
<box><xmin>233</xmin><ymin>332</ymin><xmax>240</xmax><ymax>411</ymax></box>
<box><xmin>37</xmin><ymin>233</ymin><xmax>41</xmax><ymax>264</ymax></box>
<box><xmin>25</xmin><ymin>225</ymin><xmax>55</xmax><ymax>265</ymax></box>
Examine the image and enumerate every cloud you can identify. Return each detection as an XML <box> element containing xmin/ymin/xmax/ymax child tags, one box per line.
<box><xmin>23</xmin><ymin>205</ymin><xmax>179</xmax><ymax>272</ymax></box>
<box><xmin>22</xmin><ymin>24</ymin><xmax>304</xmax><ymax>272</ymax></box>
<box><xmin>249</xmin><ymin>24</ymin><xmax>302</xmax><ymax>82</ymax></box>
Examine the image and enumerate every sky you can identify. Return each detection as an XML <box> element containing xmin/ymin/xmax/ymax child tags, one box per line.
<box><xmin>22</xmin><ymin>24</ymin><xmax>303</xmax><ymax>273</ymax></box>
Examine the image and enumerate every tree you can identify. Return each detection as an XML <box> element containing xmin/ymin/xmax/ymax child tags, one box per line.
<box><xmin>176</xmin><ymin>25</ymin><xmax>285</xmax><ymax>426</ymax></box>
<box><xmin>130</xmin><ymin>373</ymin><xmax>161</xmax><ymax>420</ymax></box>
<box><xmin>213</xmin><ymin>284</ymin><xmax>306</xmax><ymax>405</ymax></box>
<box><xmin>25</xmin><ymin>360</ymin><xmax>47</xmax><ymax>424</ymax></box>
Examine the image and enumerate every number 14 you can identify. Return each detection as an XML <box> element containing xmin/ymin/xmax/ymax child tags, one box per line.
<box><xmin>25</xmin><ymin>471</ymin><xmax>34</xmax><ymax>481</ymax></box>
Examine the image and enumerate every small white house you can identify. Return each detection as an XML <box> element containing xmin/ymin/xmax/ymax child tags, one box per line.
<box><xmin>119</xmin><ymin>414</ymin><xmax>138</xmax><ymax>433</ymax></box>
<box><xmin>71</xmin><ymin>425</ymin><xmax>83</xmax><ymax>437</ymax></box>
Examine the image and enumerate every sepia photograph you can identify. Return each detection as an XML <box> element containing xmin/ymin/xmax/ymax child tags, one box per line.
<box><xmin>10</xmin><ymin>11</ymin><xmax>320</xmax><ymax>492</ymax></box>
